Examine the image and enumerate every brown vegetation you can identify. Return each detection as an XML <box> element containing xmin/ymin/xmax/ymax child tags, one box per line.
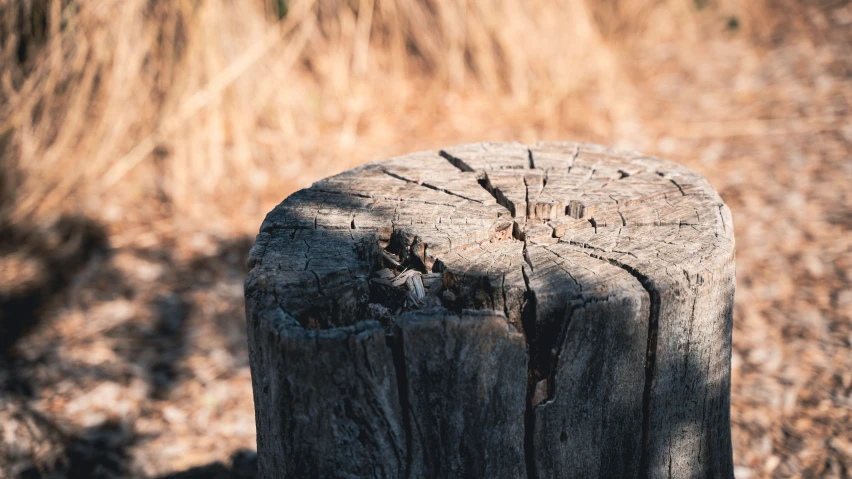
<box><xmin>1</xmin><ymin>0</ymin><xmax>850</xmax><ymax>477</ymax></box>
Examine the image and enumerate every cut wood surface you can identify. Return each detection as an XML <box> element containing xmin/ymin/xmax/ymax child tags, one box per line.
<box><xmin>245</xmin><ymin>142</ymin><xmax>736</xmax><ymax>479</ymax></box>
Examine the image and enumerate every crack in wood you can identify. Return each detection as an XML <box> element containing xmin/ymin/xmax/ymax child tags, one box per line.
<box><xmin>568</xmin><ymin>144</ymin><xmax>579</xmax><ymax>174</ymax></box>
<box><xmin>520</xmin><ymin>263</ymin><xmax>539</xmax><ymax>479</ymax></box>
<box><xmin>443</xmin><ymin>146</ymin><xmax>545</xmax><ymax>478</ymax></box>
<box><xmin>560</xmin><ymin>243</ymin><xmax>661</xmax><ymax>478</ymax></box>
<box><xmin>670</xmin><ymin>179</ymin><xmax>687</xmax><ymax>196</ymax></box>
<box><xmin>380</xmin><ymin>169</ymin><xmax>485</xmax><ymax>204</ymax></box>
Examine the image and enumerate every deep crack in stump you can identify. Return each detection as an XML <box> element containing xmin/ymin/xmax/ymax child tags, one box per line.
<box><xmin>245</xmin><ymin>142</ymin><xmax>736</xmax><ymax>478</ymax></box>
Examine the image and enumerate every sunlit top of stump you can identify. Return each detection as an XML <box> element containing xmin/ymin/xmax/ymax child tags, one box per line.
<box><xmin>245</xmin><ymin>142</ymin><xmax>735</xmax><ymax>479</ymax></box>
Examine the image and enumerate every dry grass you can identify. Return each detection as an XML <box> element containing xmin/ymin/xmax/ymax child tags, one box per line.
<box><xmin>1</xmin><ymin>0</ymin><xmax>851</xmax><ymax>477</ymax></box>
<box><xmin>0</xmin><ymin>0</ymin><xmax>782</xmax><ymax>229</ymax></box>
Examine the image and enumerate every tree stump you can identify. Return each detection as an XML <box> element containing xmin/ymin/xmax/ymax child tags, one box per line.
<box><xmin>245</xmin><ymin>142</ymin><xmax>736</xmax><ymax>479</ymax></box>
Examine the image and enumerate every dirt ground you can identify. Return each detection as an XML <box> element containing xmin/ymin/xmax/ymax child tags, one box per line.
<box><xmin>1</xmin><ymin>1</ymin><xmax>851</xmax><ymax>478</ymax></box>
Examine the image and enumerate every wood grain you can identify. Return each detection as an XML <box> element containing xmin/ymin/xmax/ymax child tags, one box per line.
<box><xmin>246</xmin><ymin>142</ymin><xmax>736</xmax><ymax>478</ymax></box>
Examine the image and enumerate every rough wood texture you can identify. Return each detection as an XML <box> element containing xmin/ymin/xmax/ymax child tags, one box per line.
<box><xmin>245</xmin><ymin>142</ymin><xmax>736</xmax><ymax>478</ymax></box>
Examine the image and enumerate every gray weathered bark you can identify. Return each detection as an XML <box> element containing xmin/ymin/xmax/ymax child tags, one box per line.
<box><xmin>245</xmin><ymin>142</ymin><xmax>736</xmax><ymax>478</ymax></box>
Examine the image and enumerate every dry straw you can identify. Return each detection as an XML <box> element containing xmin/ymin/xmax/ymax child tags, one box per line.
<box><xmin>0</xmin><ymin>0</ymin><xmax>780</xmax><ymax>231</ymax></box>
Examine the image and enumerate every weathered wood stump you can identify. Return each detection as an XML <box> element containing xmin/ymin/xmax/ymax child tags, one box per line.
<box><xmin>245</xmin><ymin>142</ymin><xmax>735</xmax><ymax>478</ymax></box>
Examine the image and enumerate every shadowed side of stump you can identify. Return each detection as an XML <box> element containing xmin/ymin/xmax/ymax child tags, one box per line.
<box><xmin>245</xmin><ymin>142</ymin><xmax>735</xmax><ymax>478</ymax></box>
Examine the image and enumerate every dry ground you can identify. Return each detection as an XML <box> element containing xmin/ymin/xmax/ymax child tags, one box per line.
<box><xmin>1</xmin><ymin>0</ymin><xmax>851</xmax><ymax>478</ymax></box>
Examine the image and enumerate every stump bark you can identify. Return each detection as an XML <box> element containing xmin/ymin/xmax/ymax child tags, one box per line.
<box><xmin>245</xmin><ymin>142</ymin><xmax>736</xmax><ymax>479</ymax></box>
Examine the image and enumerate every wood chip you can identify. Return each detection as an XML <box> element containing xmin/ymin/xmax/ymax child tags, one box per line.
<box><xmin>409</xmin><ymin>274</ymin><xmax>426</xmax><ymax>300</ymax></box>
<box><xmin>390</xmin><ymin>269</ymin><xmax>417</xmax><ymax>287</ymax></box>
<box><xmin>382</xmin><ymin>251</ymin><xmax>401</xmax><ymax>267</ymax></box>
<box><xmin>375</xmin><ymin>268</ymin><xmax>395</xmax><ymax>279</ymax></box>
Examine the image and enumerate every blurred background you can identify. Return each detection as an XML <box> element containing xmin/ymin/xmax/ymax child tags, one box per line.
<box><xmin>0</xmin><ymin>0</ymin><xmax>850</xmax><ymax>477</ymax></box>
